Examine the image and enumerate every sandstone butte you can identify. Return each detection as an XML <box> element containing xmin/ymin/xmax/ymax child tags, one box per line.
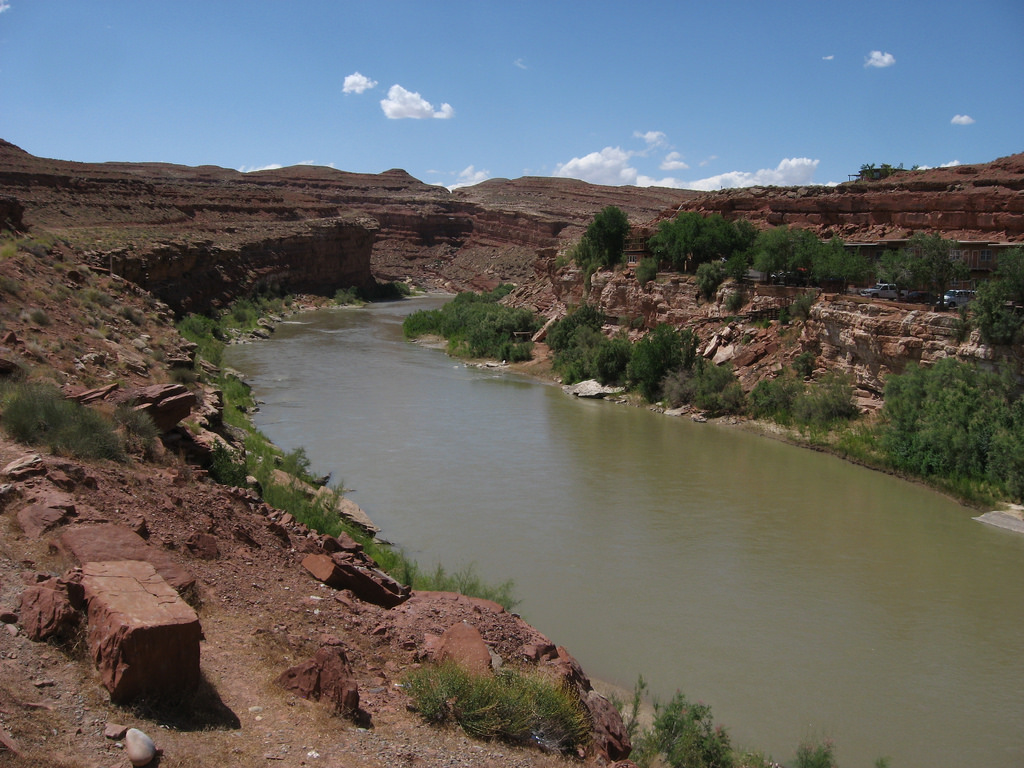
<box><xmin>0</xmin><ymin>139</ymin><xmax>1022</xmax><ymax>767</ymax></box>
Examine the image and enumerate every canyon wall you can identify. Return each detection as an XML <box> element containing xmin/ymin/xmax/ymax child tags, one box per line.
<box><xmin>675</xmin><ymin>155</ymin><xmax>1024</xmax><ymax>242</ymax></box>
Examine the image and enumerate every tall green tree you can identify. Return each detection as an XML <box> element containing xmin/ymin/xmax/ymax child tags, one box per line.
<box><xmin>648</xmin><ymin>212</ymin><xmax>752</xmax><ymax>272</ymax></box>
<box><xmin>902</xmin><ymin>233</ymin><xmax>969</xmax><ymax>306</ymax></box>
<box><xmin>574</xmin><ymin>206</ymin><xmax>630</xmax><ymax>271</ymax></box>
<box><xmin>974</xmin><ymin>246</ymin><xmax>1024</xmax><ymax>345</ymax></box>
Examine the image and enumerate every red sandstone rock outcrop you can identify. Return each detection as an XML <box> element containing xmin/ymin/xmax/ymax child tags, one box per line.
<box><xmin>672</xmin><ymin>154</ymin><xmax>1024</xmax><ymax>242</ymax></box>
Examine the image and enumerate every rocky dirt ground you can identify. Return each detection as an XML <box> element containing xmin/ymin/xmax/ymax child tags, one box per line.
<box><xmin>0</xmin><ymin>245</ymin><xmax>623</xmax><ymax>767</ymax></box>
<box><xmin>0</xmin><ymin>439</ymin><xmax>596</xmax><ymax>768</ymax></box>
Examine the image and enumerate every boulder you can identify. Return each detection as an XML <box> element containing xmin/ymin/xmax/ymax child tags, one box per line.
<box><xmin>301</xmin><ymin>553</ymin><xmax>410</xmax><ymax>608</ymax></box>
<box><xmin>59</xmin><ymin>523</ymin><xmax>196</xmax><ymax>594</ymax></box>
<box><xmin>434</xmin><ymin>621</ymin><xmax>493</xmax><ymax>675</ymax></box>
<box><xmin>17</xmin><ymin>503</ymin><xmax>72</xmax><ymax>539</ymax></box>
<box><xmin>563</xmin><ymin>379</ymin><xmax>625</xmax><ymax>399</ymax></box>
<box><xmin>129</xmin><ymin>384</ymin><xmax>196</xmax><ymax>432</ymax></box>
<box><xmin>19</xmin><ymin>576</ymin><xmax>82</xmax><ymax>642</ymax></box>
<box><xmin>3</xmin><ymin>454</ymin><xmax>44</xmax><ymax>480</ymax></box>
<box><xmin>81</xmin><ymin>560</ymin><xmax>202</xmax><ymax>703</ymax></box>
<box><xmin>124</xmin><ymin>727</ymin><xmax>156</xmax><ymax>766</ymax></box>
<box><xmin>277</xmin><ymin>644</ymin><xmax>360</xmax><ymax>716</ymax></box>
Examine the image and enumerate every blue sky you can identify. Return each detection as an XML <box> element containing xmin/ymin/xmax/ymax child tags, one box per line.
<box><xmin>1</xmin><ymin>1</ymin><xmax>1021</xmax><ymax>191</ymax></box>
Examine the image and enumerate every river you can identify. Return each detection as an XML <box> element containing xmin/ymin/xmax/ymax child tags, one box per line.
<box><xmin>224</xmin><ymin>296</ymin><xmax>1024</xmax><ymax>767</ymax></box>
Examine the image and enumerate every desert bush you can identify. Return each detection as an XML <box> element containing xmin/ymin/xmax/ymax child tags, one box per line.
<box><xmin>209</xmin><ymin>441</ymin><xmax>249</xmax><ymax>488</ymax></box>
<box><xmin>403</xmin><ymin>662</ymin><xmax>590</xmax><ymax>754</ymax></box>
<box><xmin>627</xmin><ymin>325</ymin><xmax>698</xmax><ymax>403</ymax></box>
<box><xmin>748</xmin><ymin>374</ymin><xmax>805</xmax><ymax>423</ymax></box>
<box><xmin>636</xmin><ymin>257</ymin><xmax>659</xmax><ymax>286</ymax></box>
<box><xmin>0</xmin><ymin>381</ymin><xmax>123</xmax><ymax>461</ymax></box>
<box><xmin>695</xmin><ymin>261</ymin><xmax>726</xmax><ymax>300</ymax></box>
<box><xmin>119</xmin><ymin>305</ymin><xmax>145</xmax><ymax>326</ymax></box>
<box><xmin>0</xmin><ymin>275</ymin><xmax>22</xmax><ymax>295</ymax></box>
<box><xmin>792</xmin><ymin>351</ymin><xmax>816</xmax><ymax>379</ymax></box>
<box><xmin>631</xmin><ymin>690</ymin><xmax>734</xmax><ymax>768</ymax></box>
<box><xmin>882</xmin><ymin>358</ymin><xmax>1024</xmax><ymax>499</ymax></box>
<box><xmin>725</xmin><ymin>289</ymin><xmax>746</xmax><ymax>314</ymax></box>
<box><xmin>25</xmin><ymin>307</ymin><xmax>51</xmax><ymax>326</ymax></box>
<box><xmin>792</xmin><ymin>373</ymin><xmax>858</xmax><ymax>429</ymax></box>
<box><xmin>663</xmin><ymin>360</ymin><xmax>745</xmax><ymax>416</ymax></box>
<box><xmin>113</xmin><ymin>403</ymin><xmax>159</xmax><ymax>457</ymax></box>
<box><xmin>790</xmin><ymin>292</ymin><xmax>815</xmax><ymax>321</ymax></box>
<box><xmin>794</xmin><ymin>739</ymin><xmax>837</xmax><ymax>768</ymax></box>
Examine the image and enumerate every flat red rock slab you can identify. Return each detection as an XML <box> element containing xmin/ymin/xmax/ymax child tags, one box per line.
<box><xmin>59</xmin><ymin>523</ymin><xmax>195</xmax><ymax>593</ymax></box>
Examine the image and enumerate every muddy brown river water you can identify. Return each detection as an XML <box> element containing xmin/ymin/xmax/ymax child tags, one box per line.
<box><xmin>225</xmin><ymin>296</ymin><xmax>1024</xmax><ymax>767</ymax></box>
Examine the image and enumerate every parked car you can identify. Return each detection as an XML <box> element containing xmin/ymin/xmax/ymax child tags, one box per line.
<box><xmin>938</xmin><ymin>289</ymin><xmax>976</xmax><ymax>309</ymax></box>
<box><xmin>903</xmin><ymin>290</ymin><xmax>934</xmax><ymax>305</ymax></box>
<box><xmin>860</xmin><ymin>283</ymin><xmax>900</xmax><ymax>300</ymax></box>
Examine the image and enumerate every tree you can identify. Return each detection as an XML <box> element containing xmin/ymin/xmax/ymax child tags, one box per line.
<box><xmin>752</xmin><ymin>225</ymin><xmax>798</xmax><ymax>277</ymax></box>
<box><xmin>626</xmin><ymin>324</ymin><xmax>698</xmax><ymax>403</ymax></box>
<box><xmin>648</xmin><ymin>212</ymin><xmax>753</xmax><ymax>272</ymax></box>
<box><xmin>810</xmin><ymin>237</ymin><xmax>870</xmax><ymax>291</ymax></box>
<box><xmin>901</xmin><ymin>233</ymin><xmax>969</xmax><ymax>307</ymax></box>
<box><xmin>973</xmin><ymin>246</ymin><xmax>1024</xmax><ymax>346</ymax></box>
<box><xmin>574</xmin><ymin>206</ymin><xmax>630</xmax><ymax>271</ymax></box>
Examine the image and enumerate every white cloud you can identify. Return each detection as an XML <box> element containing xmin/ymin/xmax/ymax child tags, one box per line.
<box><xmin>514</xmin><ymin>58</ymin><xmax>527</xmax><ymax>70</ymax></box>
<box><xmin>238</xmin><ymin>163</ymin><xmax>283</xmax><ymax>173</ymax></box>
<box><xmin>865</xmin><ymin>50</ymin><xmax>895</xmax><ymax>68</ymax></box>
<box><xmin>447</xmin><ymin>165</ymin><xmax>491</xmax><ymax>190</ymax></box>
<box><xmin>342</xmin><ymin>72</ymin><xmax>378</xmax><ymax>94</ymax></box>
<box><xmin>0</xmin><ymin>2</ymin><xmax>10</xmax><ymax>13</ymax></box>
<box><xmin>380</xmin><ymin>84</ymin><xmax>454</xmax><ymax>119</ymax></box>
<box><xmin>660</xmin><ymin>151</ymin><xmax>689</xmax><ymax>171</ymax></box>
<box><xmin>686</xmin><ymin>157</ymin><xmax>819</xmax><ymax>191</ymax></box>
<box><xmin>951</xmin><ymin>114</ymin><xmax>975</xmax><ymax>126</ymax></box>
<box><xmin>822</xmin><ymin>54</ymin><xmax>834</xmax><ymax>61</ymax></box>
<box><xmin>636</xmin><ymin>174</ymin><xmax>685</xmax><ymax>188</ymax></box>
<box><xmin>554</xmin><ymin>146</ymin><xmax>639</xmax><ymax>186</ymax></box>
<box><xmin>699</xmin><ymin>155</ymin><xmax>717</xmax><ymax>167</ymax></box>
<box><xmin>633</xmin><ymin>130</ymin><xmax>667</xmax><ymax>148</ymax></box>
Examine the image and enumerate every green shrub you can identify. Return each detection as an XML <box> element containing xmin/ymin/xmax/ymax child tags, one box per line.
<box><xmin>627</xmin><ymin>325</ymin><xmax>698</xmax><ymax>403</ymax></box>
<box><xmin>881</xmin><ymin>358</ymin><xmax>1024</xmax><ymax>499</ymax></box>
<box><xmin>0</xmin><ymin>381</ymin><xmax>123</xmax><ymax>461</ymax></box>
<box><xmin>403</xmin><ymin>662</ymin><xmax>590</xmax><ymax>754</ymax></box>
<box><xmin>790</xmin><ymin>293</ymin><xmax>815</xmax><ymax>321</ymax></box>
<box><xmin>209</xmin><ymin>441</ymin><xmax>249</xmax><ymax>488</ymax></box>
<box><xmin>792</xmin><ymin>351</ymin><xmax>816</xmax><ymax>379</ymax></box>
<box><xmin>695</xmin><ymin>261</ymin><xmax>726</xmax><ymax>300</ymax></box>
<box><xmin>725</xmin><ymin>290</ymin><xmax>746</xmax><ymax>314</ymax></box>
<box><xmin>26</xmin><ymin>307</ymin><xmax>51</xmax><ymax>326</ymax></box>
<box><xmin>792</xmin><ymin>373</ymin><xmax>858</xmax><ymax>429</ymax></box>
<box><xmin>631</xmin><ymin>691</ymin><xmax>734</xmax><ymax>768</ymax></box>
<box><xmin>402</xmin><ymin>287</ymin><xmax>539</xmax><ymax>362</ymax></box>
<box><xmin>794</xmin><ymin>739</ymin><xmax>837</xmax><ymax>768</ymax></box>
<box><xmin>748</xmin><ymin>374</ymin><xmax>805</xmax><ymax>423</ymax></box>
<box><xmin>333</xmin><ymin>287</ymin><xmax>362</xmax><ymax>305</ymax></box>
<box><xmin>113</xmin><ymin>404</ymin><xmax>159</xmax><ymax>457</ymax></box>
<box><xmin>636</xmin><ymin>257</ymin><xmax>659</xmax><ymax>286</ymax></box>
<box><xmin>663</xmin><ymin>360</ymin><xmax>745</xmax><ymax>416</ymax></box>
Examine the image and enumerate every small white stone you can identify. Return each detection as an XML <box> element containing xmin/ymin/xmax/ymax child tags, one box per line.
<box><xmin>124</xmin><ymin>728</ymin><xmax>156</xmax><ymax>767</ymax></box>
